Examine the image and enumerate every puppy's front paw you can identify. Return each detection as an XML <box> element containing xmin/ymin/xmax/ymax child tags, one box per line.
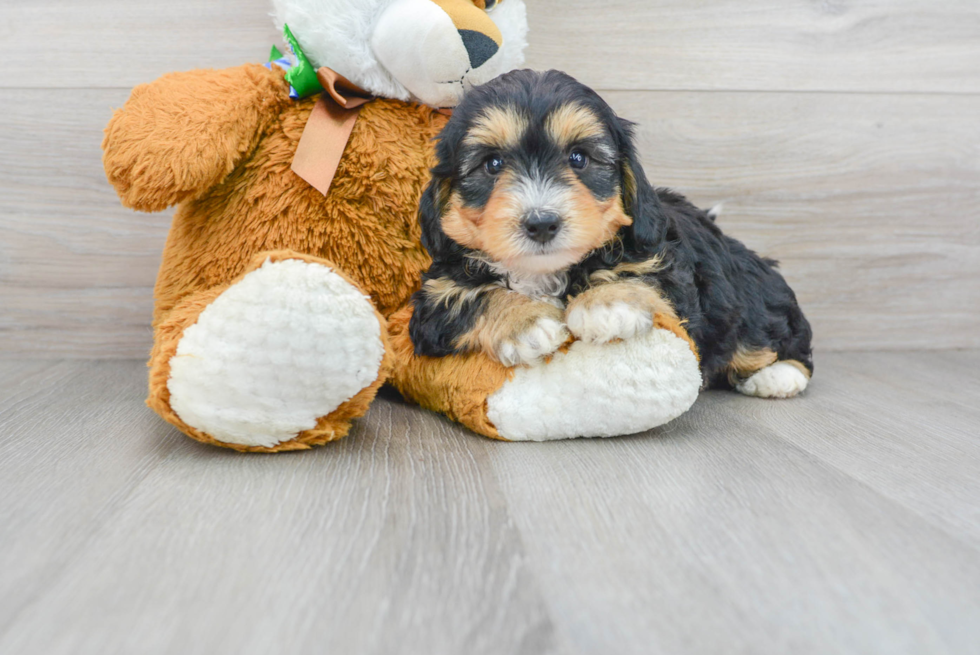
<box><xmin>494</xmin><ymin>317</ymin><xmax>569</xmax><ymax>367</ymax></box>
<box><xmin>566</xmin><ymin>301</ymin><xmax>654</xmax><ymax>344</ymax></box>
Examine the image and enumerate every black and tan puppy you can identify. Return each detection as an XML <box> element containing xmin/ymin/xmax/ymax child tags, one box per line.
<box><xmin>410</xmin><ymin>69</ymin><xmax>813</xmax><ymax>398</ymax></box>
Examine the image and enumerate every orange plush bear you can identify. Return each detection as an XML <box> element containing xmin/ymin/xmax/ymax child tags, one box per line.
<box><xmin>103</xmin><ymin>0</ymin><xmax>702</xmax><ymax>451</ymax></box>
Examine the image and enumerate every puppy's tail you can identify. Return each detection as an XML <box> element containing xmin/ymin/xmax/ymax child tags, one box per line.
<box><xmin>706</xmin><ymin>203</ymin><xmax>724</xmax><ymax>222</ymax></box>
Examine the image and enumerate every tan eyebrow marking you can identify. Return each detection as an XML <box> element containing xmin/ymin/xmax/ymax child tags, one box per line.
<box><xmin>464</xmin><ymin>105</ymin><xmax>528</xmax><ymax>150</ymax></box>
<box><xmin>546</xmin><ymin>104</ymin><xmax>605</xmax><ymax>149</ymax></box>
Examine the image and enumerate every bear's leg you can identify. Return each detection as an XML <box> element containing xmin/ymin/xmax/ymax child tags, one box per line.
<box><xmin>387</xmin><ymin>306</ymin><xmax>703</xmax><ymax>442</ymax></box>
<box><xmin>148</xmin><ymin>251</ymin><xmax>392</xmax><ymax>452</ymax></box>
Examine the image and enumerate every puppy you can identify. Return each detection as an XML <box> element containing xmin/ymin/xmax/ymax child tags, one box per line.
<box><xmin>409</xmin><ymin>69</ymin><xmax>813</xmax><ymax>398</ymax></box>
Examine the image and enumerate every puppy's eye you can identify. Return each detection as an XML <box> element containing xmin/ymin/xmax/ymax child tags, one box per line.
<box><xmin>485</xmin><ymin>154</ymin><xmax>505</xmax><ymax>175</ymax></box>
<box><xmin>569</xmin><ymin>149</ymin><xmax>590</xmax><ymax>170</ymax></box>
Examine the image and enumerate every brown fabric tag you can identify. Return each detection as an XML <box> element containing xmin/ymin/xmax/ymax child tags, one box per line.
<box><xmin>318</xmin><ymin>68</ymin><xmax>373</xmax><ymax>110</ymax></box>
<box><xmin>291</xmin><ymin>96</ymin><xmax>361</xmax><ymax>196</ymax></box>
<box><xmin>290</xmin><ymin>67</ymin><xmax>451</xmax><ymax>195</ymax></box>
<box><xmin>290</xmin><ymin>68</ymin><xmax>374</xmax><ymax>196</ymax></box>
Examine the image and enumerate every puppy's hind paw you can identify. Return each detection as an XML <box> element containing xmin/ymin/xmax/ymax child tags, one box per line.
<box><xmin>494</xmin><ymin>317</ymin><xmax>569</xmax><ymax>367</ymax></box>
<box><xmin>566</xmin><ymin>301</ymin><xmax>654</xmax><ymax>345</ymax></box>
<box><xmin>736</xmin><ymin>361</ymin><xmax>810</xmax><ymax>399</ymax></box>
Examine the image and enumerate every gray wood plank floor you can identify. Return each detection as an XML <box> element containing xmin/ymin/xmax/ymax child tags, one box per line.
<box><xmin>1</xmin><ymin>353</ymin><xmax>978</xmax><ymax>654</ymax></box>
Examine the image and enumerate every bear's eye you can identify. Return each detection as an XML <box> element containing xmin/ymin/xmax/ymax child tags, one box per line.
<box><xmin>569</xmin><ymin>149</ymin><xmax>590</xmax><ymax>170</ymax></box>
<box><xmin>485</xmin><ymin>154</ymin><xmax>505</xmax><ymax>175</ymax></box>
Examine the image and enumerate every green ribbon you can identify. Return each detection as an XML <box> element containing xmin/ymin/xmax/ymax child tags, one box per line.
<box><xmin>283</xmin><ymin>25</ymin><xmax>323</xmax><ymax>98</ymax></box>
<box><xmin>269</xmin><ymin>25</ymin><xmax>324</xmax><ymax>100</ymax></box>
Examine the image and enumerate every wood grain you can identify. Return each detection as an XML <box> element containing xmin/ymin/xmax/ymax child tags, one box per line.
<box><xmin>523</xmin><ymin>0</ymin><xmax>980</xmax><ymax>94</ymax></box>
<box><xmin>0</xmin><ymin>363</ymin><xmax>557</xmax><ymax>655</ymax></box>
<box><xmin>0</xmin><ymin>0</ymin><xmax>280</xmax><ymax>90</ymax></box>
<box><xmin>2</xmin><ymin>87</ymin><xmax>976</xmax><ymax>356</ymax></box>
<box><xmin>0</xmin><ymin>361</ymin><xmax>182</xmax><ymax>638</ymax></box>
<box><xmin>720</xmin><ymin>349</ymin><xmax>980</xmax><ymax>545</ymax></box>
<box><xmin>0</xmin><ymin>88</ymin><xmax>166</xmax><ymax>358</ymax></box>
<box><xmin>1</xmin><ymin>355</ymin><xmax>978</xmax><ymax>654</ymax></box>
<box><xmin>487</xmin><ymin>398</ymin><xmax>980</xmax><ymax>654</ymax></box>
<box><xmin>2</xmin><ymin>1</ymin><xmax>979</xmax><ymax>93</ymax></box>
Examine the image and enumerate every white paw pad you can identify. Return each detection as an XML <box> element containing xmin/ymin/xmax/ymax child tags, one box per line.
<box><xmin>736</xmin><ymin>361</ymin><xmax>809</xmax><ymax>399</ymax></box>
<box><xmin>167</xmin><ymin>259</ymin><xmax>386</xmax><ymax>448</ymax></box>
<box><xmin>495</xmin><ymin>317</ymin><xmax>569</xmax><ymax>367</ymax></box>
<box><xmin>566</xmin><ymin>301</ymin><xmax>654</xmax><ymax>344</ymax></box>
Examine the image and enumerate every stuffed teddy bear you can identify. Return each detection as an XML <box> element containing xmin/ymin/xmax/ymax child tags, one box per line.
<box><xmin>103</xmin><ymin>0</ymin><xmax>702</xmax><ymax>452</ymax></box>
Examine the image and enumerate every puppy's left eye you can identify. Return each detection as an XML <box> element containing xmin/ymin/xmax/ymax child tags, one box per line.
<box><xmin>569</xmin><ymin>149</ymin><xmax>590</xmax><ymax>170</ymax></box>
<box><xmin>485</xmin><ymin>154</ymin><xmax>505</xmax><ymax>175</ymax></box>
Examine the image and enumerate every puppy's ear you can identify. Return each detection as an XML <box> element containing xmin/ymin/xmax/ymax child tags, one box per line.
<box><xmin>615</xmin><ymin>118</ymin><xmax>668</xmax><ymax>252</ymax></box>
<box><xmin>419</xmin><ymin>117</ymin><xmax>470</xmax><ymax>260</ymax></box>
<box><xmin>419</xmin><ymin>175</ymin><xmax>453</xmax><ymax>260</ymax></box>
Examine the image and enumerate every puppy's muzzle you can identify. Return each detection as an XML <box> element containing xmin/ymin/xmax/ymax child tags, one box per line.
<box><xmin>523</xmin><ymin>210</ymin><xmax>563</xmax><ymax>244</ymax></box>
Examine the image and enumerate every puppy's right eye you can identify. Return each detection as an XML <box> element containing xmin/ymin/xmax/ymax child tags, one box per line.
<box><xmin>485</xmin><ymin>155</ymin><xmax>505</xmax><ymax>176</ymax></box>
<box><xmin>569</xmin><ymin>149</ymin><xmax>590</xmax><ymax>170</ymax></box>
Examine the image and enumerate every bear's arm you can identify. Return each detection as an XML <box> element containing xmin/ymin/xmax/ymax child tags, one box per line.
<box><xmin>102</xmin><ymin>63</ymin><xmax>289</xmax><ymax>212</ymax></box>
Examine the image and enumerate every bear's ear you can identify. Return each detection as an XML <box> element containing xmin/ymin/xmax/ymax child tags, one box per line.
<box><xmin>419</xmin><ymin>176</ymin><xmax>454</xmax><ymax>260</ymax></box>
<box><xmin>614</xmin><ymin>117</ymin><xmax>668</xmax><ymax>253</ymax></box>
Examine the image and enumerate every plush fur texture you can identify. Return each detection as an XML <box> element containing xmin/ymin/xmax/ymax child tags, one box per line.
<box><xmin>167</xmin><ymin>258</ymin><xmax>387</xmax><ymax>449</ymax></box>
<box><xmin>147</xmin><ymin>251</ymin><xmax>394</xmax><ymax>452</ymax></box>
<box><xmin>105</xmin><ymin>64</ymin><xmax>447</xmax><ymax>319</ymax></box>
<box><xmin>389</xmin><ymin>307</ymin><xmax>701</xmax><ymax>441</ymax></box>
<box><xmin>410</xmin><ymin>70</ymin><xmax>813</xmax><ymax>397</ymax></box>
<box><xmin>486</xmin><ymin>315</ymin><xmax>701</xmax><ymax>441</ymax></box>
<box><xmin>272</xmin><ymin>0</ymin><xmax>527</xmax><ymax>107</ymax></box>
<box><xmin>105</xmin><ymin>64</ymin><xmax>447</xmax><ymax>450</ymax></box>
<box><xmin>388</xmin><ymin>305</ymin><xmax>512</xmax><ymax>440</ymax></box>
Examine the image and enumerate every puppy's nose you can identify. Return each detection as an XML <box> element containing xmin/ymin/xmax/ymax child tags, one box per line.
<box><xmin>458</xmin><ymin>30</ymin><xmax>499</xmax><ymax>69</ymax></box>
<box><xmin>523</xmin><ymin>211</ymin><xmax>563</xmax><ymax>244</ymax></box>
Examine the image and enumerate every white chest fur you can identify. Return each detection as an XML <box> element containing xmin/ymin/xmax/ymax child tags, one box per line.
<box><xmin>502</xmin><ymin>270</ymin><xmax>568</xmax><ymax>308</ymax></box>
